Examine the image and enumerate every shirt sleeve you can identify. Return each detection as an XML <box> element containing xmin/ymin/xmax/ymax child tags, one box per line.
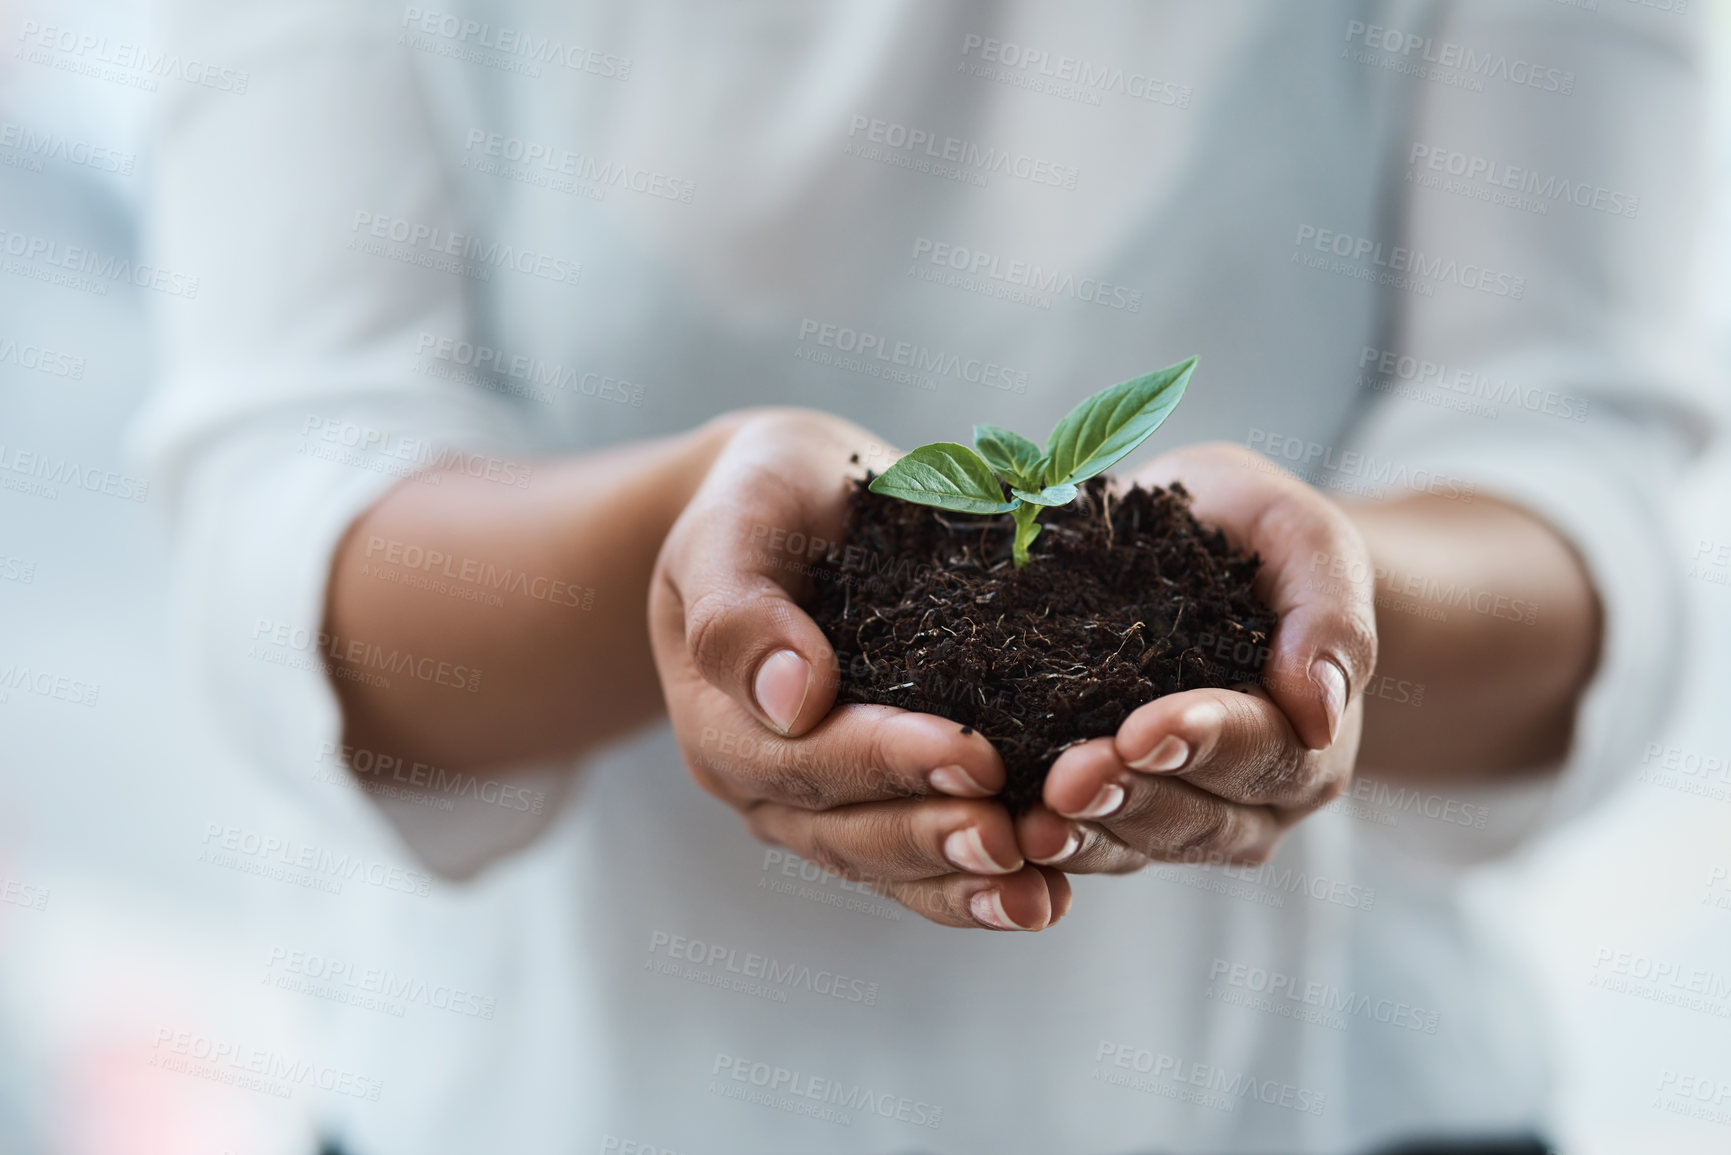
<box><xmin>129</xmin><ymin>0</ymin><xmax>546</xmax><ymax>865</ymax></box>
<box><xmin>1337</xmin><ymin>0</ymin><xmax>1723</xmax><ymax>831</ymax></box>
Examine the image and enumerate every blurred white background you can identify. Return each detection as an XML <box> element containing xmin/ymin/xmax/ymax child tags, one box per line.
<box><xmin>0</xmin><ymin>1</ymin><xmax>1727</xmax><ymax>1151</ymax></box>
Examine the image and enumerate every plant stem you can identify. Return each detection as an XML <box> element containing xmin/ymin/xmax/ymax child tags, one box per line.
<box><xmin>1011</xmin><ymin>502</ymin><xmax>1042</xmax><ymax>568</ymax></box>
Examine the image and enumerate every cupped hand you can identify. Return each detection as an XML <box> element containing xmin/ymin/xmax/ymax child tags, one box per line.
<box><xmin>1015</xmin><ymin>442</ymin><xmax>1378</xmax><ymax>874</ymax></box>
<box><xmin>649</xmin><ymin>409</ymin><xmax>1070</xmax><ymax>930</ymax></box>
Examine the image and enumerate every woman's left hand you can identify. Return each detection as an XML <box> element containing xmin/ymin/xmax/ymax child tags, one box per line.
<box><xmin>1014</xmin><ymin>442</ymin><xmax>1379</xmax><ymax>873</ymax></box>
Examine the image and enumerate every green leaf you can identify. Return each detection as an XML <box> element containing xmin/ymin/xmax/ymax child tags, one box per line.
<box><xmin>869</xmin><ymin>443</ymin><xmax>1019</xmax><ymax>515</ymax></box>
<box><xmin>973</xmin><ymin>424</ymin><xmax>1045</xmax><ymax>488</ymax></box>
<box><xmin>1009</xmin><ymin>482</ymin><xmax>1078</xmax><ymax>507</ymax></box>
<box><xmin>1044</xmin><ymin>357</ymin><xmax>1196</xmax><ymax>487</ymax></box>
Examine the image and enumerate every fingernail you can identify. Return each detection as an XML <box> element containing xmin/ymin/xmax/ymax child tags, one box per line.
<box><xmin>969</xmin><ymin>889</ymin><xmax>1027</xmax><ymax>931</ymax></box>
<box><xmin>754</xmin><ymin>649</ymin><xmax>811</xmax><ymax>735</ymax></box>
<box><xmin>930</xmin><ymin>764</ymin><xmax>992</xmax><ymax>798</ymax></box>
<box><xmin>1128</xmin><ymin>734</ymin><xmax>1190</xmax><ymax>773</ymax></box>
<box><xmin>1030</xmin><ymin>826</ymin><xmax>1081</xmax><ymax>865</ymax></box>
<box><xmin>1311</xmin><ymin>657</ymin><xmax>1348</xmax><ymax>744</ymax></box>
<box><xmin>1064</xmin><ymin>781</ymin><xmax>1124</xmax><ymax>820</ymax></box>
<box><xmin>944</xmin><ymin>827</ymin><xmax>1017</xmax><ymax>875</ymax></box>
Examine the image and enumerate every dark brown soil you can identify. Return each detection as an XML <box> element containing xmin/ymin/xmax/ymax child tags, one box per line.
<box><xmin>808</xmin><ymin>476</ymin><xmax>1278</xmax><ymax>812</ymax></box>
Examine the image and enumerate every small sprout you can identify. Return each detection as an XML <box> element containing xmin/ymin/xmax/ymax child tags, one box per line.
<box><xmin>869</xmin><ymin>357</ymin><xmax>1196</xmax><ymax>567</ymax></box>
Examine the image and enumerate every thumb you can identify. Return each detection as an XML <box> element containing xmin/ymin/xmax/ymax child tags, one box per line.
<box><xmin>675</xmin><ymin>567</ymin><xmax>841</xmax><ymax>738</ymax></box>
<box><xmin>1252</xmin><ymin>503</ymin><xmax>1378</xmax><ymax>751</ymax></box>
<box><xmin>1132</xmin><ymin>444</ymin><xmax>1377</xmax><ymax>751</ymax></box>
<box><xmin>652</xmin><ymin>464</ymin><xmax>846</xmax><ymax>738</ymax></box>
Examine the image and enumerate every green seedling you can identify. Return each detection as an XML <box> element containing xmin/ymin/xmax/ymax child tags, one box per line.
<box><xmin>868</xmin><ymin>356</ymin><xmax>1196</xmax><ymax>567</ymax></box>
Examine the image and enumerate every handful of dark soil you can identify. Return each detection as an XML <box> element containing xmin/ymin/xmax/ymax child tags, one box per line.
<box><xmin>808</xmin><ymin>476</ymin><xmax>1278</xmax><ymax>812</ymax></box>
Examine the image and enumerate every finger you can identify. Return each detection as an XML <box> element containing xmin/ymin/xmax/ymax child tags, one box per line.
<box><xmin>677</xmin><ymin>691</ymin><xmax>1006</xmax><ymax>809</ymax></box>
<box><xmin>1129</xmin><ymin>444</ymin><xmax>1378</xmax><ymax>750</ymax></box>
<box><xmin>1112</xmin><ymin>686</ymin><xmax>1344</xmax><ymax>811</ymax></box>
<box><xmin>657</xmin><ymin>557</ymin><xmax>842</xmax><ymax>740</ymax></box>
<box><xmin>883</xmin><ymin>865</ymin><xmax>1063</xmax><ymax>931</ymax></box>
<box><xmin>1037</xmin><ymin>865</ymin><xmax>1074</xmax><ymax>924</ymax></box>
<box><xmin>652</xmin><ymin>421</ymin><xmax>868</xmax><ymax>738</ymax></box>
<box><xmin>744</xmin><ymin>796</ymin><xmax>1023</xmax><ymax>885</ymax></box>
<box><xmin>1015</xmin><ymin>805</ymin><xmax>1148</xmax><ymax>875</ymax></box>
<box><xmin>1043</xmin><ymin>738</ymin><xmax>1281</xmax><ymax>867</ymax></box>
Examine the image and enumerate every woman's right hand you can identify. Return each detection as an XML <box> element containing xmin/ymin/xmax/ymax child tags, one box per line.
<box><xmin>648</xmin><ymin>409</ymin><xmax>1070</xmax><ymax>931</ymax></box>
